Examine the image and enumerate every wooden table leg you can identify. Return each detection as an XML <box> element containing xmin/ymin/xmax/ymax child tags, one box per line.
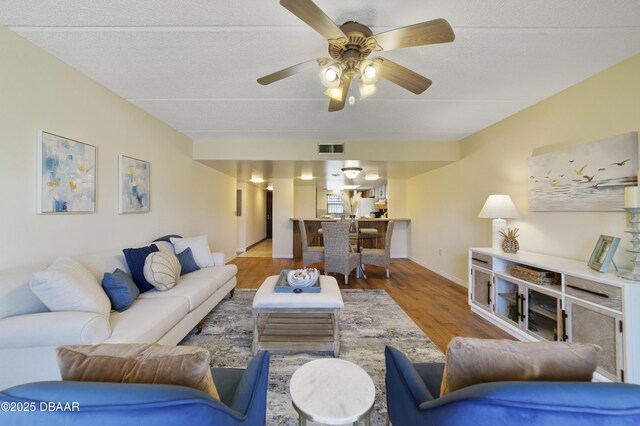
<box><xmin>195</xmin><ymin>319</ymin><xmax>205</xmax><ymax>335</ymax></box>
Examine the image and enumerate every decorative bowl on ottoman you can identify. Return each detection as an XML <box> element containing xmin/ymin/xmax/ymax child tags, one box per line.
<box><xmin>287</xmin><ymin>268</ymin><xmax>319</xmax><ymax>288</ymax></box>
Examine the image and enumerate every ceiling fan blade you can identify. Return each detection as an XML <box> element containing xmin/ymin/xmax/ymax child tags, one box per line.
<box><xmin>328</xmin><ymin>76</ymin><xmax>352</xmax><ymax>112</ymax></box>
<box><xmin>257</xmin><ymin>58</ymin><xmax>330</xmax><ymax>85</ymax></box>
<box><xmin>379</xmin><ymin>58</ymin><xmax>432</xmax><ymax>94</ymax></box>
<box><xmin>366</xmin><ymin>18</ymin><xmax>454</xmax><ymax>52</ymax></box>
<box><xmin>280</xmin><ymin>0</ymin><xmax>348</xmax><ymax>46</ymax></box>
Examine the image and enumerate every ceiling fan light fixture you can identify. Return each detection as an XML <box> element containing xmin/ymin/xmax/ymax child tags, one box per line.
<box><xmin>341</xmin><ymin>166</ymin><xmax>363</xmax><ymax>179</ymax></box>
<box><xmin>359</xmin><ymin>60</ymin><xmax>381</xmax><ymax>85</ymax></box>
<box><xmin>364</xmin><ymin>65</ymin><xmax>376</xmax><ymax>79</ymax></box>
<box><xmin>359</xmin><ymin>81</ymin><xmax>377</xmax><ymax>100</ymax></box>
<box><xmin>365</xmin><ymin>173</ymin><xmax>379</xmax><ymax>181</ymax></box>
<box><xmin>342</xmin><ymin>184</ymin><xmax>360</xmax><ymax>190</ymax></box>
<box><xmin>324</xmin><ymin>86</ymin><xmax>344</xmax><ymax>101</ymax></box>
<box><xmin>320</xmin><ymin>64</ymin><xmax>342</xmax><ymax>88</ymax></box>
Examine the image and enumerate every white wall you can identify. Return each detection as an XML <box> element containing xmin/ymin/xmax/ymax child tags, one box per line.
<box><xmin>246</xmin><ymin>184</ymin><xmax>267</xmax><ymax>249</ymax></box>
<box><xmin>407</xmin><ymin>54</ymin><xmax>640</xmax><ymax>287</ymax></box>
<box><xmin>271</xmin><ymin>178</ymin><xmax>294</xmax><ymax>258</ymax></box>
<box><xmin>236</xmin><ymin>183</ymin><xmax>266</xmax><ymax>252</ymax></box>
<box><xmin>294</xmin><ymin>183</ymin><xmax>316</xmax><ymax>218</ymax></box>
<box><xmin>236</xmin><ymin>183</ymin><xmax>248</xmax><ymax>253</ymax></box>
<box><xmin>0</xmin><ymin>27</ymin><xmax>237</xmax><ymax>269</ymax></box>
<box><xmin>387</xmin><ymin>179</ymin><xmax>406</xmax><ymax>217</ymax></box>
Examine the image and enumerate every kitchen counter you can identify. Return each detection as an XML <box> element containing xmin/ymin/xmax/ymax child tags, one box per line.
<box><xmin>290</xmin><ymin>218</ymin><xmax>410</xmax><ymax>222</ymax></box>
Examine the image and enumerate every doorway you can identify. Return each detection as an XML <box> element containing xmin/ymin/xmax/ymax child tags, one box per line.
<box><xmin>266</xmin><ymin>190</ymin><xmax>273</xmax><ymax>239</ymax></box>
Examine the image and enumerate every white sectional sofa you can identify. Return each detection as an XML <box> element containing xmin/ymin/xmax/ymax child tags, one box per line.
<box><xmin>0</xmin><ymin>243</ymin><xmax>237</xmax><ymax>390</ymax></box>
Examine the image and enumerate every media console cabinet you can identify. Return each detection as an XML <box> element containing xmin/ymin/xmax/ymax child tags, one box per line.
<box><xmin>469</xmin><ymin>248</ymin><xmax>640</xmax><ymax>384</ymax></box>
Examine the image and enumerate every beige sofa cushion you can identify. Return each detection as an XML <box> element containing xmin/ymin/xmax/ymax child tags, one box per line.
<box><xmin>57</xmin><ymin>343</ymin><xmax>219</xmax><ymax>400</ymax></box>
<box><xmin>106</xmin><ymin>297</ymin><xmax>189</xmax><ymax>344</ymax></box>
<box><xmin>440</xmin><ymin>337</ymin><xmax>599</xmax><ymax>396</ymax></box>
<box><xmin>139</xmin><ymin>278</ymin><xmax>217</xmax><ymax>311</ymax></box>
<box><xmin>29</xmin><ymin>257</ymin><xmax>111</xmax><ymax>316</ymax></box>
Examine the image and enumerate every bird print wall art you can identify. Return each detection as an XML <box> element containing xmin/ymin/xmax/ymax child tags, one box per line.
<box><xmin>528</xmin><ymin>132</ymin><xmax>638</xmax><ymax>211</ymax></box>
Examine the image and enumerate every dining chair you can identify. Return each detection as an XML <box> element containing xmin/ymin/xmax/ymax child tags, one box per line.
<box><xmin>360</xmin><ymin>221</ymin><xmax>394</xmax><ymax>278</ymax></box>
<box><xmin>322</xmin><ymin>221</ymin><xmax>360</xmax><ymax>285</ymax></box>
<box><xmin>299</xmin><ymin>220</ymin><xmax>324</xmax><ymax>270</ymax></box>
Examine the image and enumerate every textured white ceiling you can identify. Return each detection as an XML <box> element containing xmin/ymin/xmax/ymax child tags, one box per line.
<box><xmin>3</xmin><ymin>0</ymin><xmax>640</xmax><ymax>144</ymax></box>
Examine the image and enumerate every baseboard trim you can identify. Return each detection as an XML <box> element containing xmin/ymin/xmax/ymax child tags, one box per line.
<box><xmin>272</xmin><ymin>253</ymin><xmax>294</xmax><ymax>259</ymax></box>
<box><xmin>225</xmin><ymin>254</ymin><xmax>237</xmax><ymax>263</ymax></box>
<box><xmin>409</xmin><ymin>257</ymin><xmax>468</xmax><ymax>288</ymax></box>
<box><xmin>245</xmin><ymin>238</ymin><xmax>267</xmax><ymax>251</ymax></box>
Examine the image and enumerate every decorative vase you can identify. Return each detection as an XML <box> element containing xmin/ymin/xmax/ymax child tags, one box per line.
<box><xmin>499</xmin><ymin>228</ymin><xmax>520</xmax><ymax>253</ymax></box>
<box><xmin>502</xmin><ymin>237</ymin><xmax>519</xmax><ymax>253</ymax></box>
<box><xmin>349</xmin><ymin>215</ymin><xmax>357</xmax><ymax>233</ymax></box>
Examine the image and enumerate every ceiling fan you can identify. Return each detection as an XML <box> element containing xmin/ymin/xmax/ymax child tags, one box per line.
<box><xmin>257</xmin><ymin>0</ymin><xmax>455</xmax><ymax>112</ymax></box>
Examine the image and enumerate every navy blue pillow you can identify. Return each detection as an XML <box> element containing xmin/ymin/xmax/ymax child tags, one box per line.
<box><xmin>102</xmin><ymin>269</ymin><xmax>140</xmax><ymax>312</ymax></box>
<box><xmin>122</xmin><ymin>244</ymin><xmax>159</xmax><ymax>293</ymax></box>
<box><xmin>177</xmin><ymin>247</ymin><xmax>200</xmax><ymax>276</ymax></box>
<box><xmin>153</xmin><ymin>234</ymin><xmax>182</xmax><ymax>243</ymax></box>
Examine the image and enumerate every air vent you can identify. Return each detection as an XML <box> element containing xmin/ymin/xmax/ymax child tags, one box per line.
<box><xmin>318</xmin><ymin>143</ymin><xmax>344</xmax><ymax>154</ymax></box>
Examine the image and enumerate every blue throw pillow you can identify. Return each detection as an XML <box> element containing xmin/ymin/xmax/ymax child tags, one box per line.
<box><xmin>123</xmin><ymin>244</ymin><xmax>159</xmax><ymax>293</ymax></box>
<box><xmin>102</xmin><ymin>269</ymin><xmax>140</xmax><ymax>312</ymax></box>
<box><xmin>153</xmin><ymin>234</ymin><xmax>182</xmax><ymax>243</ymax></box>
<box><xmin>177</xmin><ymin>247</ymin><xmax>200</xmax><ymax>276</ymax></box>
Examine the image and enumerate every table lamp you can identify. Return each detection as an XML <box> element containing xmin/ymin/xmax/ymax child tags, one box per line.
<box><xmin>478</xmin><ymin>194</ymin><xmax>520</xmax><ymax>250</ymax></box>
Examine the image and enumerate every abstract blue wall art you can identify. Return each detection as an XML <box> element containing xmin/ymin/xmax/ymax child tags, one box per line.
<box><xmin>37</xmin><ymin>131</ymin><xmax>96</xmax><ymax>214</ymax></box>
<box><xmin>119</xmin><ymin>155</ymin><xmax>150</xmax><ymax>214</ymax></box>
<box><xmin>528</xmin><ymin>132</ymin><xmax>638</xmax><ymax>211</ymax></box>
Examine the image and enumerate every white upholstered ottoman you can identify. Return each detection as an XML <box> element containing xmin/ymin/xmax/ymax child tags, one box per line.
<box><xmin>252</xmin><ymin>275</ymin><xmax>344</xmax><ymax>356</ymax></box>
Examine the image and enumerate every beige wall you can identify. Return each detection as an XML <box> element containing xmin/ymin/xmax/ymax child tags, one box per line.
<box><xmin>272</xmin><ymin>178</ymin><xmax>294</xmax><ymax>258</ymax></box>
<box><xmin>0</xmin><ymin>27</ymin><xmax>237</xmax><ymax>269</ymax></box>
<box><xmin>241</xmin><ymin>183</ymin><xmax>266</xmax><ymax>250</ymax></box>
<box><xmin>407</xmin><ymin>54</ymin><xmax>640</xmax><ymax>286</ymax></box>
<box><xmin>387</xmin><ymin>179</ymin><xmax>406</xmax><ymax>217</ymax></box>
<box><xmin>294</xmin><ymin>183</ymin><xmax>316</xmax><ymax>218</ymax></box>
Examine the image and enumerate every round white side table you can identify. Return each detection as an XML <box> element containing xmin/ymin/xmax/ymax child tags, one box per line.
<box><xmin>290</xmin><ymin>358</ymin><xmax>375</xmax><ymax>425</ymax></box>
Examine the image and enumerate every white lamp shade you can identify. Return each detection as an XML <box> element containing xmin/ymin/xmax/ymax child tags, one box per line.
<box><xmin>478</xmin><ymin>194</ymin><xmax>520</xmax><ymax>219</ymax></box>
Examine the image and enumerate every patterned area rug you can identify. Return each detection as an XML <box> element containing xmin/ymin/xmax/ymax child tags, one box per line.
<box><xmin>180</xmin><ymin>289</ymin><xmax>444</xmax><ymax>425</ymax></box>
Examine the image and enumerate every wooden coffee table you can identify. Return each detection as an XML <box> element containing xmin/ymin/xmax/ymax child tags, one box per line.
<box><xmin>252</xmin><ymin>275</ymin><xmax>344</xmax><ymax>356</ymax></box>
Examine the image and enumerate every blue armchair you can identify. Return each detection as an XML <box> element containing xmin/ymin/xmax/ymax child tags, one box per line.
<box><xmin>385</xmin><ymin>346</ymin><xmax>640</xmax><ymax>425</ymax></box>
<box><xmin>0</xmin><ymin>351</ymin><xmax>270</xmax><ymax>426</ymax></box>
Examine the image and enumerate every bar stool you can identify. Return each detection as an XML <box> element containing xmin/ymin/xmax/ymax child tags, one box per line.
<box><xmin>359</xmin><ymin>228</ymin><xmax>379</xmax><ymax>249</ymax></box>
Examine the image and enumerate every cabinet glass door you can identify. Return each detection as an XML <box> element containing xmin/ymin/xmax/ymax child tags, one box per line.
<box><xmin>471</xmin><ymin>267</ymin><xmax>492</xmax><ymax>312</ymax></box>
<box><xmin>566</xmin><ymin>298</ymin><xmax>622</xmax><ymax>381</ymax></box>
<box><xmin>526</xmin><ymin>288</ymin><xmax>560</xmax><ymax>341</ymax></box>
<box><xmin>495</xmin><ymin>278</ymin><xmax>520</xmax><ymax>326</ymax></box>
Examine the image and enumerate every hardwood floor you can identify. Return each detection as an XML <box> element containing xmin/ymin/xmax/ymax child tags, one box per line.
<box><xmin>230</xmin><ymin>256</ymin><xmax>511</xmax><ymax>352</ymax></box>
<box><xmin>237</xmin><ymin>239</ymin><xmax>272</xmax><ymax>258</ymax></box>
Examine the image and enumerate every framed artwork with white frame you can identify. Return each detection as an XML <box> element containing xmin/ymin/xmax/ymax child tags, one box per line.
<box><xmin>37</xmin><ymin>131</ymin><xmax>96</xmax><ymax>214</ymax></box>
<box><xmin>118</xmin><ymin>155</ymin><xmax>150</xmax><ymax>214</ymax></box>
